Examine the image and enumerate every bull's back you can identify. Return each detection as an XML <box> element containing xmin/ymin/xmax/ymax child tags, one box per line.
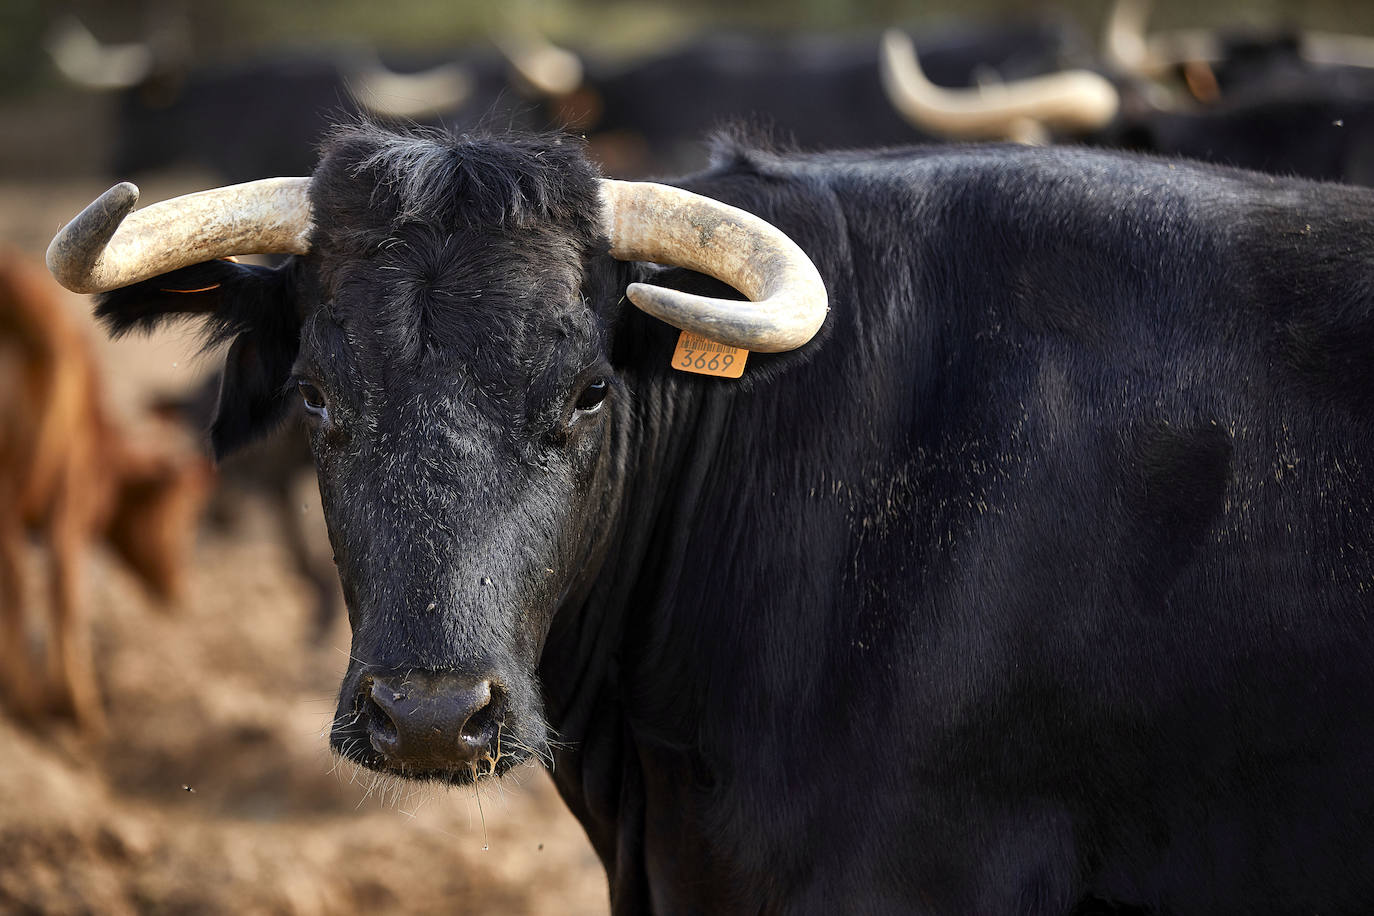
<box><xmin>668</xmin><ymin>147</ymin><xmax>1374</xmax><ymax>911</ymax></box>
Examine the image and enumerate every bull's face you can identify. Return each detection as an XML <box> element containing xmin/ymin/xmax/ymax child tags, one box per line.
<box><xmin>63</xmin><ymin>123</ymin><xmax>824</xmax><ymax>787</ymax></box>
<box><xmin>299</xmin><ymin>192</ymin><xmax>619</xmax><ymax>783</ymax></box>
<box><xmin>307</xmin><ymin>289</ymin><xmax>616</xmax><ymax>782</ymax></box>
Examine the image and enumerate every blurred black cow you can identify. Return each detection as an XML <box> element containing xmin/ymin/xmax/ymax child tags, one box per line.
<box><xmin>881</xmin><ymin>16</ymin><xmax>1374</xmax><ymax>187</ymax></box>
<box><xmin>1102</xmin><ymin>0</ymin><xmax>1374</xmax><ymax>102</ymax></box>
<box><xmin>575</xmin><ymin>16</ymin><xmax>1100</xmax><ymax>175</ymax></box>
<box><xmin>55</xmin><ymin>14</ymin><xmax>1105</xmax><ymax>181</ymax></box>
<box><xmin>1110</xmin><ymin>85</ymin><xmax>1374</xmax><ymax>186</ymax></box>
<box><xmin>1090</xmin><ymin>0</ymin><xmax>1374</xmax><ymax>182</ymax></box>
<box><xmin>115</xmin><ymin>48</ymin><xmax>551</xmax><ymax>182</ymax></box>
<box><xmin>48</xmin><ymin>16</ymin><xmax>577</xmax><ymax>182</ymax></box>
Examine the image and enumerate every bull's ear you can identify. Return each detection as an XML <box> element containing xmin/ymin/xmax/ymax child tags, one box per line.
<box><xmin>211</xmin><ymin>320</ymin><xmax>300</xmax><ymax>458</ymax></box>
<box><xmin>96</xmin><ymin>258</ymin><xmax>303</xmax><ymax>459</ymax></box>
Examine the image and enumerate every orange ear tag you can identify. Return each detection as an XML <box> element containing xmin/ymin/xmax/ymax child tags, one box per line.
<box><xmin>670</xmin><ymin>330</ymin><xmax>748</xmax><ymax>379</ymax></box>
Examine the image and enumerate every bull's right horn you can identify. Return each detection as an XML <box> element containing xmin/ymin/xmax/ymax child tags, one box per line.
<box><xmin>599</xmin><ymin>180</ymin><xmax>827</xmax><ymax>353</ymax></box>
<box><xmin>46</xmin><ymin>178</ymin><xmax>313</xmax><ymax>294</ymax></box>
<box><xmin>879</xmin><ymin>28</ymin><xmax>1120</xmax><ymax>141</ymax></box>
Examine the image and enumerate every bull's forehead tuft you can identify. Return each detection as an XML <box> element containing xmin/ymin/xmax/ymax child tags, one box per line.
<box><xmin>308</xmin><ymin>121</ymin><xmax>605</xmax><ymax>246</ymax></box>
<box><xmin>297</xmin><ymin>122</ymin><xmax>609</xmax><ymax>396</ymax></box>
<box><xmin>325</xmin><ymin>221</ymin><xmax>592</xmax><ymax>370</ymax></box>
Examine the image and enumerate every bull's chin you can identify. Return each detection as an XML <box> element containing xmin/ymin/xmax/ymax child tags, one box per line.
<box><xmin>329</xmin><ymin>727</ymin><xmax>536</xmax><ymax>786</ymax></box>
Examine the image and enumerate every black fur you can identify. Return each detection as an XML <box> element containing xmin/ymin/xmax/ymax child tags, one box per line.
<box><xmin>92</xmin><ymin>123</ymin><xmax>1374</xmax><ymax>914</ymax></box>
<box><xmin>96</xmin><ymin>259</ymin><xmax>302</xmax><ymax>457</ymax></box>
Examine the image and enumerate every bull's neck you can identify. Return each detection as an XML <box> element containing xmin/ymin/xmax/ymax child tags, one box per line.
<box><xmin>543</xmin><ymin>358</ymin><xmax>730</xmax><ymax>725</ymax></box>
<box><xmin>538</xmin><ymin>338</ymin><xmax>732</xmax><ymax>888</ymax></box>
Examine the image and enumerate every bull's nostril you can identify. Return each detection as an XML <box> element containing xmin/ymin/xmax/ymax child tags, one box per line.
<box><xmin>370</xmin><ymin>717</ymin><xmax>400</xmax><ymax>753</ymax></box>
<box><xmin>462</xmin><ymin>702</ymin><xmax>493</xmax><ymax>744</ymax></box>
<box><xmin>360</xmin><ymin>682</ymin><xmax>400</xmax><ymax>755</ymax></box>
<box><xmin>460</xmin><ymin>682</ymin><xmax>506</xmax><ymax>746</ymax></box>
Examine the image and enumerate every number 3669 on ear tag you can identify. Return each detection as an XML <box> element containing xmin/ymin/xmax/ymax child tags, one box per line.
<box><xmin>671</xmin><ymin>331</ymin><xmax>748</xmax><ymax>379</ymax></box>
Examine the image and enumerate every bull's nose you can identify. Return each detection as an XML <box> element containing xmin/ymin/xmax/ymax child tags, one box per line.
<box><xmin>356</xmin><ymin>671</ymin><xmax>504</xmax><ymax>770</ymax></box>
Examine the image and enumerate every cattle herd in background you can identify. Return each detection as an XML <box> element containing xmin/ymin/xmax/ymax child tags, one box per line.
<box><xmin>45</xmin><ymin>0</ymin><xmax>1374</xmax><ymax>183</ymax></box>
<box><xmin>5</xmin><ymin>0</ymin><xmax>1374</xmax><ymax>733</ymax></box>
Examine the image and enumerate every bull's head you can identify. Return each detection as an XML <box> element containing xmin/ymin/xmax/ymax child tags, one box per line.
<box><xmin>48</xmin><ymin>125</ymin><xmax>825</xmax><ymax>784</ymax></box>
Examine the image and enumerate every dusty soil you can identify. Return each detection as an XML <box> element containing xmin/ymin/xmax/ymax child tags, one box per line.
<box><xmin>0</xmin><ymin>176</ymin><xmax>610</xmax><ymax>915</ymax></box>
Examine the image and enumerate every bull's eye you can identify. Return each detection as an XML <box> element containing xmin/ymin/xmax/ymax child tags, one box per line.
<box><xmin>298</xmin><ymin>381</ymin><xmax>328</xmax><ymax>418</ymax></box>
<box><xmin>574</xmin><ymin>377</ymin><xmax>609</xmax><ymax>413</ymax></box>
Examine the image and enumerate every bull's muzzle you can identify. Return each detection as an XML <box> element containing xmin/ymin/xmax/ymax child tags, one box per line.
<box><xmin>346</xmin><ymin>670</ymin><xmax>507</xmax><ymax>775</ymax></box>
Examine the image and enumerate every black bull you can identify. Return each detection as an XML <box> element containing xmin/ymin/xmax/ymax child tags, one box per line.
<box><xmin>86</xmin><ymin>125</ymin><xmax>1374</xmax><ymax>913</ymax></box>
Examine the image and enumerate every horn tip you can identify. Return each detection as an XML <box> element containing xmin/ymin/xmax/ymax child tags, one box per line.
<box><xmin>46</xmin><ymin>181</ymin><xmax>141</xmax><ymax>293</ymax></box>
<box><xmin>99</xmin><ymin>181</ymin><xmax>141</xmax><ymax>216</ymax></box>
<box><xmin>626</xmin><ymin>282</ymin><xmax>827</xmax><ymax>354</ymax></box>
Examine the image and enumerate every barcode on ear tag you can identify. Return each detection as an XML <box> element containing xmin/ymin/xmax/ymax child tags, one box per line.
<box><xmin>671</xmin><ymin>331</ymin><xmax>748</xmax><ymax>378</ymax></box>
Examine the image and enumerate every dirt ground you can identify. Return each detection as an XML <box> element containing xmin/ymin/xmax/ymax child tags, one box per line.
<box><xmin>0</xmin><ymin>172</ymin><xmax>611</xmax><ymax>914</ymax></box>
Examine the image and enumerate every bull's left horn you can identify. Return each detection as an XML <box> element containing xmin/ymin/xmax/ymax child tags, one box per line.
<box><xmin>47</xmin><ymin>178</ymin><xmax>313</xmax><ymax>294</ymax></box>
<box><xmin>879</xmin><ymin>28</ymin><xmax>1120</xmax><ymax>140</ymax></box>
<box><xmin>599</xmin><ymin>180</ymin><xmax>828</xmax><ymax>353</ymax></box>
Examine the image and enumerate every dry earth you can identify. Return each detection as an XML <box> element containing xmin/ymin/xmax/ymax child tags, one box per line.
<box><xmin>0</xmin><ymin>172</ymin><xmax>610</xmax><ymax>915</ymax></box>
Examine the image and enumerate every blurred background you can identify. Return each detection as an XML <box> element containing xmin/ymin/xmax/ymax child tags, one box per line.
<box><xmin>4</xmin><ymin>0</ymin><xmax>1374</xmax><ymax>913</ymax></box>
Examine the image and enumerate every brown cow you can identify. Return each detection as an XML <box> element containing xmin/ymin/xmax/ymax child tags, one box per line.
<box><xmin>0</xmin><ymin>251</ymin><xmax>212</xmax><ymax>732</ymax></box>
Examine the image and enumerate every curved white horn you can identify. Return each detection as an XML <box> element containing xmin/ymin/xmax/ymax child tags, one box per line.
<box><xmin>45</xmin><ymin>15</ymin><xmax>153</xmax><ymax>90</ymax></box>
<box><xmin>1103</xmin><ymin>0</ymin><xmax>1151</xmax><ymax>73</ymax></box>
<box><xmin>47</xmin><ymin>178</ymin><xmax>313</xmax><ymax>294</ymax></box>
<box><xmin>346</xmin><ymin>52</ymin><xmax>474</xmax><ymax>120</ymax></box>
<box><xmin>497</xmin><ymin>32</ymin><xmax>584</xmax><ymax>96</ymax></box>
<box><xmin>879</xmin><ymin>29</ymin><xmax>1119</xmax><ymax>141</ymax></box>
<box><xmin>599</xmin><ymin>180</ymin><xmax>828</xmax><ymax>353</ymax></box>
<box><xmin>1104</xmin><ymin>1</ymin><xmax>1229</xmax><ymax>80</ymax></box>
